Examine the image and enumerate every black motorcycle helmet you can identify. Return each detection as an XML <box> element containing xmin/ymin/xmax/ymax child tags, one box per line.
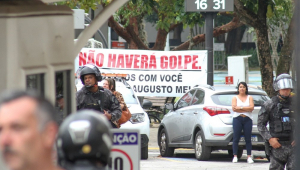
<box><xmin>57</xmin><ymin>110</ymin><xmax>112</xmax><ymax>169</ymax></box>
<box><xmin>79</xmin><ymin>64</ymin><xmax>102</xmax><ymax>85</ymax></box>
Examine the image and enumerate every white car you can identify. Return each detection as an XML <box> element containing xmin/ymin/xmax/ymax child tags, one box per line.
<box><xmin>76</xmin><ymin>75</ymin><xmax>150</xmax><ymax>159</ymax></box>
<box><xmin>158</xmin><ymin>84</ymin><xmax>270</xmax><ymax>160</ymax></box>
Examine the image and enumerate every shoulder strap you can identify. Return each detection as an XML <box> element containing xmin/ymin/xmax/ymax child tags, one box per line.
<box><xmin>235</xmin><ymin>96</ymin><xmax>241</xmax><ymax>102</ymax></box>
<box><xmin>97</xmin><ymin>88</ymin><xmax>106</xmax><ymax>111</ymax></box>
<box><xmin>246</xmin><ymin>95</ymin><xmax>250</xmax><ymax>102</ymax></box>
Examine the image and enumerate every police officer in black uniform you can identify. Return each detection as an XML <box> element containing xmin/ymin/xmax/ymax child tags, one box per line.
<box><xmin>56</xmin><ymin>110</ymin><xmax>112</xmax><ymax>170</ymax></box>
<box><xmin>258</xmin><ymin>73</ymin><xmax>296</xmax><ymax>170</ymax></box>
<box><xmin>76</xmin><ymin>64</ymin><xmax>121</xmax><ymax>128</ymax></box>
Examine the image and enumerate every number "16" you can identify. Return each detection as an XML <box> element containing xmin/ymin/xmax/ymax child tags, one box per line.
<box><xmin>195</xmin><ymin>0</ymin><xmax>225</xmax><ymax>10</ymax></box>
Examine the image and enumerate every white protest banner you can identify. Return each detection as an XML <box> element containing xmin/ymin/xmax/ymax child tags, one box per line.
<box><xmin>107</xmin><ymin>129</ymin><xmax>140</xmax><ymax>170</ymax></box>
<box><xmin>75</xmin><ymin>48</ymin><xmax>207</xmax><ymax>97</ymax></box>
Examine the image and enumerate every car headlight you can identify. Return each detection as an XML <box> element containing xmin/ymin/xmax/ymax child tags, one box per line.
<box><xmin>130</xmin><ymin>113</ymin><xmax>145</xmax><ymax>123</ymax></box>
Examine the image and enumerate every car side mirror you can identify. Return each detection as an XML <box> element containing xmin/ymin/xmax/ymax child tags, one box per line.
<box><xmin>142</xmin><ymin>99</ymin><xmax>152</xmax><ymax>109</ymax></box>
<box><xmin>165</xmin><ymin>103</ymin><xmax>174</xmax><ymax>111</ymax></box>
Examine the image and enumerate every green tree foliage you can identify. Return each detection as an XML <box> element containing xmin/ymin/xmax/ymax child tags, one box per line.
<box><xmin>235</xmin><ymin>0</ymin><xmax>294</xmax><ymax>97</ymax></box>
<box><xmin>267</xmin><ymin>0</ymin><xmax>293</xmax><ymax>27</ymax></box>
<box><xmin>54</xmin><ymin>0</ymin><xmax>102</xmax><ymax>11</ymax></box>
<box><xmin>116</xmin><ymin>0</ymin><xmax>204</xmax><ymax>31</ymax></box>
<box><xmin>58</xmin><ymin>0</ymin><xmax>204</xmax><ymax>30</ymax></box>
<box><xmin>56</xmin><ymin>0</ymin><xmax>294</xmax><ymax>97</ymax></box>
<box><xmin>58</xmin><ymin>0</ymin><xmax>210</xmax><ymax>50</ymax></box>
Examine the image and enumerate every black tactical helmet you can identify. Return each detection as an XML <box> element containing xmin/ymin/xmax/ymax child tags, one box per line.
<box><xmin>79</xmin><ymin>64</ymin><xmax>102</xmax><ymax>85</ymax></box>
<box><xmin>57</xmin><ymin>110</ymin><xmax>112</xmax><ymax>168</ymax></box>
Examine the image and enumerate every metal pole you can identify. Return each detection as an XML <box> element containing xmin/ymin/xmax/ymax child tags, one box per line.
<box><xmin>205</xmin><ymin>12</ymin><xmax>214</xmax><ymax>86</ymax></box>
<box><xmin>164</xmin><ymin>33</ymin><xmax>170</xmax><ymax>51</ymax></box>
<box><xmin>295</xmin><ymin>0</ymin><xmax>300</xmax><ymax>168</ymax></box>
<box><xmin>91</xmin><ymin>9</ymin><xmax>95</xmax><ymax>39</ymax></box>
<box><xmin>108</xmin><ymin>27</ymin><xmax>111</xmax><ymax>49</ymax></box>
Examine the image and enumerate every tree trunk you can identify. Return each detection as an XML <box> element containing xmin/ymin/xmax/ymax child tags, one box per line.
<box><xmin>172</xmin><ymin>16</ymin><xmax>243</xmax><ymax>51</ymax></box>
<box><xmin>267</xmin><ymin>28</ymin><xmax>280</xmax><ymax>71</ymax></box>
<box><xmin>151</xmin><ymin>28</ymin><xmax>168</xmax><ymax>50</ymax></box>
<box><xmin>225</xmin><ymin>25</ymin><xmax>246</xmax><ymax>55</ymax></box>
<box><xmin>276</xmin><ymin>16</ymin><xmax>295</xmax><ymax>76</ymax></box>
<box><xmin>126</xmin><ymin>17</ymin><xmax>140</xmax><ymax>49</ymax></box>
<box><xmin>255</xmin><ymin>0</ymin><xmax>275</xmax><ymax>97</ymax></box>
<box><xmin>234</xmin><ymin>0</ymin><xmax>275</xmax><ymax>97</ymax></box>
<box><xmin>188</xmin><ymin>27</ymin><xmax>194</xmax><ymax>50</ymax></box>
<box><xmin>173</xmin><ymin>23</ymin><xmax>183</xmax><ymax>42</ymax></box>
<box><xmin>254</xmin><ymin>40</ymin><xmax>260</xmax><ymax>66</ymax></box>
<box><xmin>255</xmin><ymin>26</ymin><xmax>275</xmax><ymax>97</ymax></box>
<box><xmin>128</xmin><ymin>40</ymin><xmax>138</xmax><ymax>49</ymax></box>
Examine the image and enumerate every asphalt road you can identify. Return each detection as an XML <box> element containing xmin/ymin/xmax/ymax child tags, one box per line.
<box><xmin>141</xmin><ymin>125</ymin><xmax>270</xmax><ymax>170</ymax></box>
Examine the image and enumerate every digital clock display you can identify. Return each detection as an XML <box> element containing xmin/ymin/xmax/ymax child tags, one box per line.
<box><xmin>185</xmin><ymin>0</ymin><xmax>234</xmax><ymax>12</ymax></box>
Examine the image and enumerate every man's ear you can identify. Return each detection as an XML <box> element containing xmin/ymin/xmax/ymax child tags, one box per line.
<box><xmin>43</xmin><ymin>122</ymin><xmax>58</xmax><ymax>148</ymax></box>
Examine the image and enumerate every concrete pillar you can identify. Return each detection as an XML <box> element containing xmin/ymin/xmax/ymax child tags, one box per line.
<box><xmin>0</xmin><ymin>0</ymin><xmax>75</xmax><ymax>108</ymax></box>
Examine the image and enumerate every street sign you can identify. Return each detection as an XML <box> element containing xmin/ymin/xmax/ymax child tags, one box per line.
<box><xmin>108</xmin><ymin>129</ymin><xmax>140</xmax><ymax>170</ymax></box>
<box><xmin>72</xmin><ymin>9</ymin><xmax>85</xmax><ymax>29</ymax></box>
<box><xmin>225</xmin><ymin>76</ymin><xmax>233</xmax><ymax>85</ymax></box>
<box><xmin>185</xmin><ymin>0</ymin><xmax>234</xmax><ymax>12</ymax></box>
<box><xmin>111</xmin><ymin>41</ymin><xmax>126</xmax><ymax>49</ymax></box>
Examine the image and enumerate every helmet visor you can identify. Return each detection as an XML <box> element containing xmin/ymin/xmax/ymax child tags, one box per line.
<box><xmin>275</xmin><ymin>78</ymin><xmax>293</xmax><ymax>91</ymax></box>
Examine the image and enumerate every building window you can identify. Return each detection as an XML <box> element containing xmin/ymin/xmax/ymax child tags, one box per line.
<box><xmin>55</xmin><ymin>70</ymin><xmax>72</xmax><ymax>120</ymax></box>
<box><xmin>26</xmin><ymin>74</ymin><xmax>45</xmax><ymax>96</ymax></box>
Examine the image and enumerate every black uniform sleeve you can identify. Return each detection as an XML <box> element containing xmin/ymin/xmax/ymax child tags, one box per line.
<box><xmin>257</xmin><ymin>101</ymin><xmax>273</xmax><ymax>141</ymax></box>
<box><xmin>290</xmin><ymin>99</ymin><xmax>296</xmax><ymax>141</ymax></box>
<box><xmin>109</xmin><ymin>94</ymin><xmax>122</xmax><ymax>122</ymax></box>
<box><xmin>76</xmin><ymin>90</ymin><xmax>85</xmax><ymax>110</ymax></box>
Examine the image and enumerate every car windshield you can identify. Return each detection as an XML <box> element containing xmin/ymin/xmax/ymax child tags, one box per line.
<box><xmin>116</xmin><ymin>83</ymin><xmax>138</xmax><ymax>105</ymax></box>
<box><xmin>211</xmin><ymin>93</ymin><xmax>270</xmax><ymax>106</ymax></box>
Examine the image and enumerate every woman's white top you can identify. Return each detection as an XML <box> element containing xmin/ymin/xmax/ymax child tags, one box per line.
<box><xmin>232</xmin><ymin>95</ymin><xmax>253</xmax><ymax>120</ymax></box>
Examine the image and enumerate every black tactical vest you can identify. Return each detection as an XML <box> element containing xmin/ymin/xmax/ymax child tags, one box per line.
<box><xmin>80</xmin><ymin>87</ymin><xmax>106</xmax><ymax>113</ymax></box>
<box><xmin>269</xmin><ymin>97</ymin><xmax>294</xmax><ymax>140</ymax></box>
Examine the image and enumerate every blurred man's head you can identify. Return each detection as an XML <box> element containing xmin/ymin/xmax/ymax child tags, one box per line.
<box><xmin>0</xmin><ymin>90</ymin><xmax>58</xmax><ymax>170</ymax></box>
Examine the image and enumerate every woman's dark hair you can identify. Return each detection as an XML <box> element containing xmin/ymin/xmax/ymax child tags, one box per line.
<box><xmin>237</xmin><ymin>82</ymin><xmax>248</xmax><ymax>95</ymax></box>
<box><xmin>105</xmin><ymin>78</ymin><xmax>116</xmax><ymax>92</ymax></box>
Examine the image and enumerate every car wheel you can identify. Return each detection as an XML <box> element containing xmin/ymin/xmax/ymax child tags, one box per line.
<box><xmin>227</xmin><ymin>148</ymin><xmax>243</xmax><ymax>159</ymax></box>
<box><xmin>159</xmin><ymin>129</ymin><xmax>174</xmax><ymax>157</ymax></box>
<box><xmin>141</xmin><ymin>145</ymin><xmax>148</xmax><ymax>160</ymax></box>
<box><xmin>194</xmin><ymin>131</ymin><xmax>211</xmax><ymax>161</ymax></box>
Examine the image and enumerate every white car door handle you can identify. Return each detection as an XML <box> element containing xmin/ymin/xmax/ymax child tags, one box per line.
<box><xmin>194</xmin><ymin>112</ymin><xmax>198</xmax><ymax>114</ymax></box>
<box><xmin>180</xmin><ymin>113</ymin><xmax>184</xmax><ymax>115</ymax></box>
